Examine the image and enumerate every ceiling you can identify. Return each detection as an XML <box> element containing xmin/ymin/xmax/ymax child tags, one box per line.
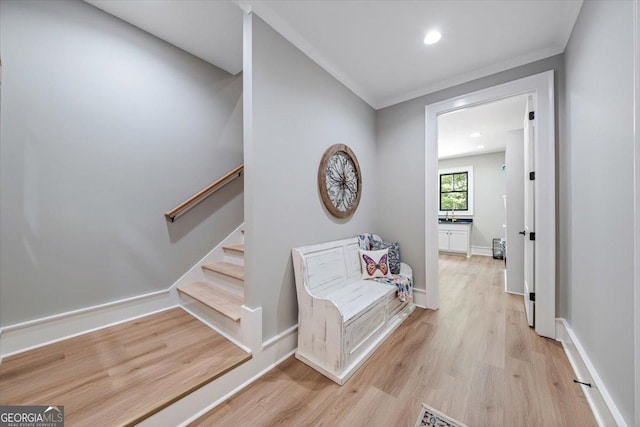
<box><xmin>85</xmin><ymin>0</ymin><xmax>243</xmax><ymax>75</ymax></box>
<box><xmin>84</xmin><ymin>0</ymin><xmax>582</xmax><ymax>109</ymax></box>
<box><xmin>438</xmin><ymin>94</ymin><xmax>527</xmax><ymax>159</ymax></box>
<box><xmin>240</xmin><ymin>0</ymin><xmax>581</xmax><ymax>108</ymax></box>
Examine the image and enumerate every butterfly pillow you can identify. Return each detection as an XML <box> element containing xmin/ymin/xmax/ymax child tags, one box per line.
<box><xmin>359</xmin><ymin>249</ymin><xmax>391</xmax><ymax>279</ymax></box>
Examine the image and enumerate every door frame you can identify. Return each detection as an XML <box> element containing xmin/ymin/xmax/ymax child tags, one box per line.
<box><xmin>424</xmin><ymin>70</ymin><xmax>556</xmax><ymax>339</ymax></box>
<box><xmin>633</xmin><ymin>1</ymin><xmax>639</xmax><ymax>424</ymax></box>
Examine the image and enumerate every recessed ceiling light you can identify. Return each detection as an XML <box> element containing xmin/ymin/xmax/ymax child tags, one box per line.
<box><xmin>477</xmin><ymin>145</ymin><xmax>485</xmax><ymax>149</ymax></box>
<box><xmin>470</xmin><ymin>132</ymin><xmax>481</xmax><ymax>138</ymax></box>
<box><xmin>424</xmin><ymin>31</ymin><xmax>441</xmax><ymax>45</ymax></box>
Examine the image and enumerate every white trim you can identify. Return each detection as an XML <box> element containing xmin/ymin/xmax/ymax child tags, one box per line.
<box><xmin>0</xmin><ymin>289</ymin><xmax>169</xmax><ymax>332</ymax></box>
<box><xmin>242</xmin><ymin>10</ymin><xmax>256</xmax><ymax>310</ymax></box>
<box><xmin>139</xmin><ymin>324</ymin><xmax>300</xmax><ymax>427</ymax></box>
<box><xmin>504</xmin><ymin>270</ymin><xmax>507</xmax><ymax>293</ymax></box>
<box><xmin>263</xmin><ymin>323</ymin><xmax>298</xmax><ymax>348</ymax></box>
<box><xmin>425</xmin><ymin>70</ymin><xmax>556</xmax><ymax>339</ymax></box>
<box><xmin>0</xmin><ymin>290</ymin><xmax>174</xmax><ymax>358</ymax></box>
<box><xmin>556</xmin><ymin>318</ymin><xmax>627</xmax><ymax>427</ymax></box>
<box><xmin>633</xmin><ymin>2</ymin><xmax>640</xmax><ymax>425</ymax></box>
<box><xmin>504</xmin><ymin>290</ymin><xmax>524</xmax><ymax>296</ymax></box>
<box><xmin>412</xmin><ymin>288</ymin><xmax>427</xmax><ymax>308</ymax></box>
<box><xmin>471</xmin><ymin>246</ymin><xmax>493</xmax><ymax>257</ymax></box>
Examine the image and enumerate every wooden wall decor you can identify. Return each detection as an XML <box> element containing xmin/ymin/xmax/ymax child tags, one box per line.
<box><xmin>318</xmin><ymin>144</ymin><xmax>362</xmax><ymax>218</ymax></box>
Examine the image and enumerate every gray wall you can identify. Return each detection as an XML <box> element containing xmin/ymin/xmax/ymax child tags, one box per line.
<box><xmin>245</xmin><ymin>14</ymin><xmax>377</xmax><ymax>340</ymax></box>
<box><xmin>376</xmin><ymin>54</ymin><xmax>564</xmax><ymax>293</ymax></box>
<box><xmin>438</xmin><ymin>152</ymin><xmax>506</xmax><ymax>249</ymax></box>
<box><xmin>0</xmin><ymin>0</ymin><xmax>244</xmax><ymax>326</ymax></box>
<box><xmin>562</xmin><ymin>1</ymin><xmax>635</xmax><ymax>424</ymax></box>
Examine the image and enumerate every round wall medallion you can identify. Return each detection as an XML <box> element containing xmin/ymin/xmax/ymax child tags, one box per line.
<box><xmin>318</xmin><ymin>144</ymin><xmax>362</xmax><ymax>218</ymax></box>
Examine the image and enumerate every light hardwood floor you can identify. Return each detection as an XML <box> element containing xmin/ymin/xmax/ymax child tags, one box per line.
<box><xmin>0</xmin><ymin>308</ymin><xmax>251</xmax><ymax>426</ymax></box>
<box><xmin>192</xmin><ymin>255</ymin><xmax>596</xmax><ymax>427</ymax></box>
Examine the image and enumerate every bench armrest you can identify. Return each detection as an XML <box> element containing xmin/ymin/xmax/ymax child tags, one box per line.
<box><xmin>399</xmin><ymin>262</ymin><xmax>412</xmax><ymax>279</ymax></box>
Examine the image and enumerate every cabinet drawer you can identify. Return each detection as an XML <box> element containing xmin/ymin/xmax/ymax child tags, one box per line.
<box><xmin>344</xmin><ymin>299</ymin><xmax>386</xmax><ymax>360</ymax></box>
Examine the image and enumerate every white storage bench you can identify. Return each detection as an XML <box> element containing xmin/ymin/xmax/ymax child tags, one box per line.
<box><xmin>292</xmin><ymin>236</ymin><xmax>415</xmax><ymax>384</ymax></box>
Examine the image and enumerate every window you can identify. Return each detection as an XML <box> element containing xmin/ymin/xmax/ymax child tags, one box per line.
<box><xmin>440</xmin><ymin>172</ymin><xmax>468</xmax><ymax>211</ymax></box>
<box><xmin>438</xmin><ymin>166</ymin><xmax>474</xmax><ymax>215</ymax></box>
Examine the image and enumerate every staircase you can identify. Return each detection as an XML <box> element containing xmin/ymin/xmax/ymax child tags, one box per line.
<box><xmin>175</xmin><ymin>225</ymin><xmax>247</xmax><ymax>347</ymax></box>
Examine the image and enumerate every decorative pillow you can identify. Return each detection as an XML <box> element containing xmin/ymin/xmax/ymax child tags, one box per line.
<box><xmin>359</xmin><ymin>249</ymin><xmax>391</xmax><ymax>279</ymax></box>
<box><xmin>357</xmin><ymin>233</ymin><xmax>383</xmax><ymax>250</ymax></box>
<box><xmin>371</xmin><ymin>240</ymin><xmax>401</xmax><ymax>274</ymax></box>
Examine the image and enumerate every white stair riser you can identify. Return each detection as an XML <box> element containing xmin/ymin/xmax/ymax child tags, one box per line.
<box><xmin>201</xmin><ymin>269</ymin><xmax>244</xmax><ymax>294</ymax></box>
<box><xmin>223</xmin><ymin>250</ymin><xmax>244</xmax><ymax>266</ymax></box>
<box><xmin>178</xmin><ymin>293</ymin><xmax>243</xmax><ymax>344</ymax></box>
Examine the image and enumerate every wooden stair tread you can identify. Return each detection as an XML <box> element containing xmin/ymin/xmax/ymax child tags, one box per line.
<box><xmin>178</xmin><ymin>282</ymin><xmax>243</xmax><ymax>322</ymax></box>
<box><xmin>202</xmin><ymin>261</ymin><xmax>244</xmax><ymax>281</ymax></box>
<box><xmin>223</xmin><ymin>243</ymin><xmax>245</xmax><ymax>254</ymax></box>
<box><xmin>0</xmin><ymin>308</ymin><xmax>251</xmax><ymax>426</ymax></box>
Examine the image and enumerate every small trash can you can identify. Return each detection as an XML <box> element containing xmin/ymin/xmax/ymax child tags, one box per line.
<box><xmin>492</xmin><ymin>238</ymin><xmax>504</xmax><ymax>259</ymax></box>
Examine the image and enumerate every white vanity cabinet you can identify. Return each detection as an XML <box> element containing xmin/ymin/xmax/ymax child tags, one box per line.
<box><xmin>438</xmin><ymin>222</ymin><xmax>472</xmax><ymax>257</ymax></box>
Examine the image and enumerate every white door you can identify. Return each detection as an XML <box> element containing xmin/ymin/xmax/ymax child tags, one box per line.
<box><xmin>523</xmin><ymin>95</ymin><xmax>535</xmax><ymax>327</ymax></box>
<box><xmin>505</xmin><ymin>130</ymin><xmax>525</xmax><ymax>294</ymax></box>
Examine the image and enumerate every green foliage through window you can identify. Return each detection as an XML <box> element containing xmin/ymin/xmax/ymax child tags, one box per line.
<box><xmin>440</xmin><ymin>172</ymin><xmax>468</xmax><ymax>211</ymax></box>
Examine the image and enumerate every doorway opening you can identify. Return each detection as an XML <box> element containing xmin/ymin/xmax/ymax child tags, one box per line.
<box><xmin>436</xmin><ymin>94</ymin><xmax>529</xmax><ymax>321</ymax></box>
<box><xmin>424</xmin><ymin>71</ymin><xmax>556</xmax><ymax>339</ymax></box>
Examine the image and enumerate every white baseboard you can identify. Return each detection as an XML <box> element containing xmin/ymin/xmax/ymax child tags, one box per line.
<box><xmin>555</xmin><ymin>318</ymin><xmax>627</xmax><ymax>427</ymax></box>
<box><xmin>413</xmin><ymin>288</ymin><xmax>427</xmax><ymax>308</ymax></box>
<box><xmin>137</xmin><ymin>324</ymin><xmax>299</xmax><ymax>427</ymax></box>
<box><xmin>504</xmin><ymin>269</ymin><xmax>507</xmax><ymax>293</ymax></box>
<box><xmin>471</xmin><ymin>245</ymin><xmax>494</xmax><ymax>257</ymax></box>
<box><xmin>0</xmin><ymin>290</ymin><xmax>174</xmax><ymax>358</ymax></box>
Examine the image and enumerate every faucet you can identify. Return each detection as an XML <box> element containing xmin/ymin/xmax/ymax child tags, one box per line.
<box><xmin>451</xmin><ymin>209</ymin><xmax>456</xmax><ymax>222</ymax></box>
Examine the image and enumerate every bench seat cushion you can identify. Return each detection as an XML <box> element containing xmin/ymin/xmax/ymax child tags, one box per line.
<box><xmin>324</xmin><ymin>279</ymin><xmax>395</xmax><ymax>322</ymax></box>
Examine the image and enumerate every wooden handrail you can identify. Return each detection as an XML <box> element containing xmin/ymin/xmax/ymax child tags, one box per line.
<box><xmin>165</xmin><ymin>164</ymin><xmax>244</xmax><ymax>222</ymax></box>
